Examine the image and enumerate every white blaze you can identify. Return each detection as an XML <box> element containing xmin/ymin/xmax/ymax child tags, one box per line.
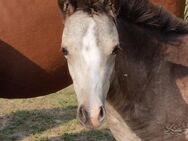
<box><xmin>82</xmin><ymin>20</ymin><xmax>103</xmax><ymax>115</ymax></box>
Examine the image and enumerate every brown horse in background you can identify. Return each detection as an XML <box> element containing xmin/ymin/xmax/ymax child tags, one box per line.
<box><xmin>0</xmin><ymin>0</ymin><xmax>72</xmax><ymax>98</ymax></box>
<box><xmin>152</xmin><ymin>0</ymin><xmax>186</xmax><ymax>18</ymax></box>
<box><xmin>0</xmin><ymin>0</ymin><xmax>185</xmax><ymax>98</ymax></box>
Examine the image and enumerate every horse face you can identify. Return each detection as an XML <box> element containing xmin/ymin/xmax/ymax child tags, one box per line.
<box><xmin>59</xmin><ymin>0</ymin><xmax>119</xmax><ymax>129</ymax></box>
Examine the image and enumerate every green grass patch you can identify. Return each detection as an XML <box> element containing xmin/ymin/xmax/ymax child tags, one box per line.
<box><xmin>0</xmin><ymin>86</ymin><xmax>114</xmax><ymax>141</ymax></box>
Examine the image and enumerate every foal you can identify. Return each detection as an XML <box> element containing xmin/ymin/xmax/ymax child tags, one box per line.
<box><xmin>58</xmin><ymin>0</ymin><xmax>188</xmax><ymax>140</ymax></box>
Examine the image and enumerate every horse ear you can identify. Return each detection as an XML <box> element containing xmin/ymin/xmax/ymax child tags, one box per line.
<box><xmin>104</xmin><ymin>0</ymin><xmax>120</xmax><ymax>17</ymax></box>
<box><xmin>58</xmin><ymin>0</ymin><xmax>77</xmax><ymax>17</ymax></box>
<box><xmin>89</xmin><ymin>0</ymin><xmax>120</xmax><ymax>17</ymax></box>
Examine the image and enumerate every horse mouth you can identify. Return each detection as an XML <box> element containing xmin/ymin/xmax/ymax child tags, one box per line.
<box><xmin>78</xmin><ymin>116</ymin><xmax>105</xmax><ymax>129</ymax></box>
<box><xmin>77</xmin><ymin>105</ymin><xmax>106</xmax><ymax>129</ymax></box>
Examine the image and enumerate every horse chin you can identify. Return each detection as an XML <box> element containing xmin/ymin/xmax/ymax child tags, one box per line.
<box><xmin>77</xmin><ymin>108</ymin><xmax>105</xmax><ymax>129</ymax></box>
<box><xmin>78</xmin><ymin>117</ymin><xmax>104</xmax><ymax>129</ymax></box>
<box><xmin>77</xmin><ymin>101</ymin><xmax>106</xmax><ymax>129</ymax></box>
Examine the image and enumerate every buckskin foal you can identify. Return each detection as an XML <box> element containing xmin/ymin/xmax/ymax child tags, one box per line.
<box><xmin>58</xmin><ymin>0</ymin><xmax>188</xmax><ymax>140</ymax></box>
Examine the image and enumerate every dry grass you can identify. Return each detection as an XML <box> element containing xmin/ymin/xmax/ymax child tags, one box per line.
<box><xmin>0</xmin><ymin>86</ymin><xmax>115</xmax><ymax>141</ymax></box>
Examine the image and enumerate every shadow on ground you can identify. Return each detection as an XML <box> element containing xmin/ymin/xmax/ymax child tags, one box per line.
<box><xmin>0</xmin><ymin>106</ymin><xmax>115</xmax><ymax>141</ymax></box>
<box><xmin>0</xmin><ymin>106</ymin><xmax>76</xmax><ymax>141</ymax></box>
<box><xmin>48</xmin><ymin>130</ymin><xmax>115</xmax><ymax>141</ymax></box>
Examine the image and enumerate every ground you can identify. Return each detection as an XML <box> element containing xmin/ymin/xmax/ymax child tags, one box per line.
<box><xmin>0</xmin><ymin>86</ymin><xmax>115</xmax><ymax>141</ymax></box>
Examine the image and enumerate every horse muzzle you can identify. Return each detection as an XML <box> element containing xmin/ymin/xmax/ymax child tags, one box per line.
<box><xmin>77</xmin><ymin>105</ymin><xmax>106</xmax><ymax>129</ymax></box>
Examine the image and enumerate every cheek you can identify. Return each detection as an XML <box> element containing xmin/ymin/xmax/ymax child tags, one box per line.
<box><xmin>67</xmin><ymin>59</ymin><xmax>83</xmax><ymax>90</ymax></box>
<box><xmin>67</xmin><ymin>62</ymin><xmax>81</xmax><ymax>98</ymax></box>
<box><xmin>67</xmin><ymin>60</ymin><xmax>75</xmax><ymax>80</ymax></box>
<box><xmin>67</xmin><ymin>59</ymin><xmax>88</xmax><ymax>92</ymax></box>
<box><xmin>100</xmin><ymin>57</ymin><xmax>116</xmax><ymax>94</ymax></box>
<box><xmin>105</xmin><ymin>57</ymin><xmax>116</xmax><ymax>79</ymax></box>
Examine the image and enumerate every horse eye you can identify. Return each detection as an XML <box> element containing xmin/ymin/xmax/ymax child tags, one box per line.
<box><xmin>112</xmin><ymin>45</ymin><xmax>119</xmax><ymax>55</ymax></box>
<box><xmin>62</xmin><ymin>48</ymin><xmax>69</xmax><ymax>56</ymax></box>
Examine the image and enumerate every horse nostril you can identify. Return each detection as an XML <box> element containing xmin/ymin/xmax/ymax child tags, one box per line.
<box><xmin>78</xmin><ymin>105</ymin><xmax>88</xmax><ymax>124</ymax></box>
<box><xmin>99</xmin><ymin>106</ymin><xmax>106</xmax><ymax>122</ymax></box>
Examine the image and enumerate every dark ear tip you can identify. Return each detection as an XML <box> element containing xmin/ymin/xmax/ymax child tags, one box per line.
<box><xmin>57</xmin><ymin>0</ymin><xmax>67</xmax><ymax>13</ymax></box>
<box><xmin>58</xmin><ymin>0</ymin><xmax>64</xmax><ymax>7</ymax></box>
<box><xmin>58</xmin><ymin>0</ymin><xmax>77</xmax><ymax>16</ymax></box>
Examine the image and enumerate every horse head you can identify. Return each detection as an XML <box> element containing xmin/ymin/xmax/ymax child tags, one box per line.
<box><xmin>58</xmin><ymin>0</ymin><xmax>120</xmax><ymax>128</ymax></box>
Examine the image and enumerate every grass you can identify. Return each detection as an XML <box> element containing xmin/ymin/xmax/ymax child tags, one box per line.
<box><xmin>0</xmin><ymin>86</ymin><xmax>115</xmax><ymax>141</ymax></box>
<box><xmin>185</xmin><ymin>0</ymin><xmax>188</xmax><ymax>20</ymax></box>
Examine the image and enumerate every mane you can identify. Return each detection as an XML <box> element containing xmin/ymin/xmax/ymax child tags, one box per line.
<box><xmin>118</xmin><ymin>0</ymin><xmax>188</xmax><ymax>34</ymax></box>
<box><xmin>107</xmin><ymin>0</ymin><xmax>188</xmax><ymax>118</ymax></box>
<box><xmin>74</xmin><ymin>0</ymin><xmax>188</xmax><ymax>35</ymax></box>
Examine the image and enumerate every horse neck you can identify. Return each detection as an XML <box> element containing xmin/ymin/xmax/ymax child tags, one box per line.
<box><xmin>107</xmin><ymin>20</ymin><xmax>188</xmax><ymax>121</ymax></box>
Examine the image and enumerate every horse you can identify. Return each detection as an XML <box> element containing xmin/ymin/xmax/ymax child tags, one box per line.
<box><xmin>151</xmin><ymin>0</ymin><xmax>186</xmax><ymax>18</ymax></box>
<box><xmin>0</xmin><ymin>0</ymin><xmax>185</xmax><ymax>99</ymax></box>
<box><xmin>0</xmin><ymin>0</ymin><xmax>72</xmax><ymax>98</ymax></box>
<box><xmin>58</xmin><ymin>0</ymin><xmax>188</xmax><ymax>140</ymax></box>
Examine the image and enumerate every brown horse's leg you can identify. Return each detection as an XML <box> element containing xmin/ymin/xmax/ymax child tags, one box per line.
<box><xmin>151</xmin><ymin>0</ymin><xmax>186</xmax><ymax>18</ymax></box>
